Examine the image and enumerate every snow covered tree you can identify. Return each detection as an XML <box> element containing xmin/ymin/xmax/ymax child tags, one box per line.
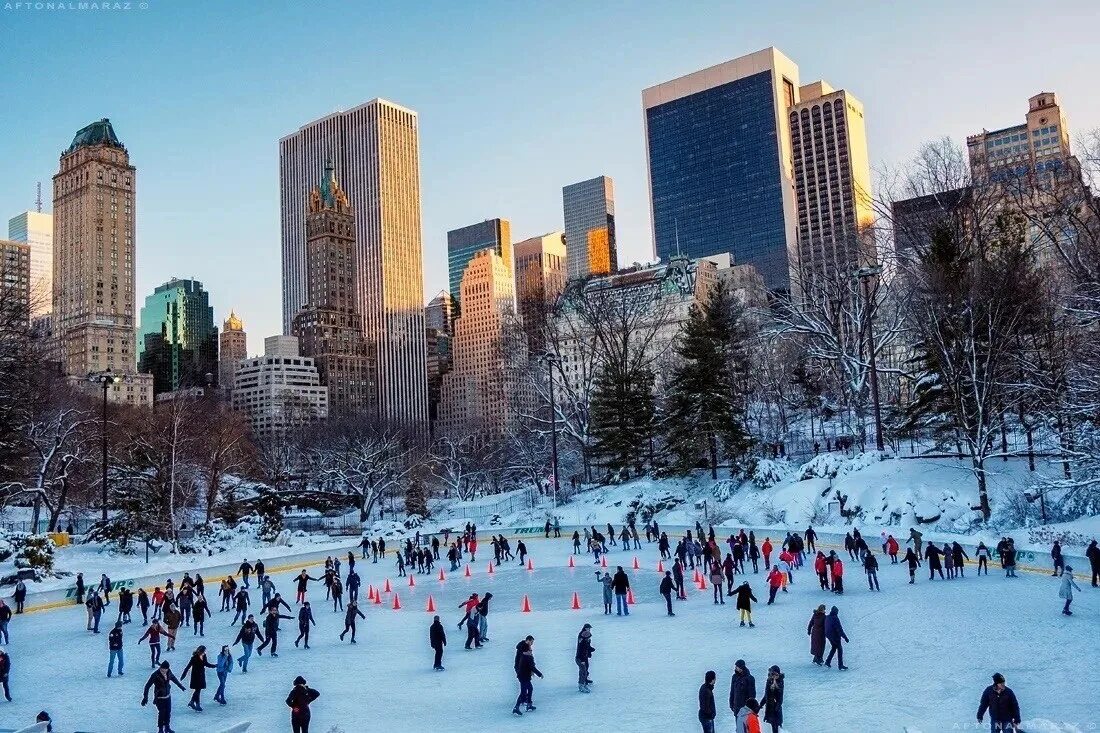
<box><xmin>663</xmin><ymin>281</ymin><xmax>753</xmax><ymax>478</ymax></box>
<box><xmin>13</xmin><ymin>402</ymin><xmax>98</xmax><ymax>531</ymax></box>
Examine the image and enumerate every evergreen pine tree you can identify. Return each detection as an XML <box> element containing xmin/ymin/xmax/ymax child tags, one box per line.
<box><xmin>589</xmin><ymin>362</ymin><xmax>656</xmax><ymax>478</ymax></box>
<box><xmin>664</xmin><ymin>282</ymin><xmax>753</xmax><ymax>478</ymax></box>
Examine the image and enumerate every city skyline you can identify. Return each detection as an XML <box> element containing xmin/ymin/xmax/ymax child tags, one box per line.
<box><xmin>1</xmin><ymin>1</ymin><xmax>1098</xmax><ymax>342</ymax></box>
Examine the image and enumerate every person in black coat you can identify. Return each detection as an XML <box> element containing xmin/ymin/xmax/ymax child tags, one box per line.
<box><xmin>429</xmin><ymin>615</ymin><xmax>447</xmax><ymax>670</ymax></box>
<box><xmin>575</xmin><ymin>624</ymin><xmax>594</xmax><ymax>692</ymax></box>
<box><xmin>1086</xmin><ymin>539</ymin><xmax>1100</xmax><ymax>586</ymax></box>
<box><xmin>339</xmin><ymin>601</ymin><xmax>365</xmax><ymax>643</ymax></box>
<box><xmin>611</xmin><ymin>567</ymin><xmax>630</xmax><ymax>616</ymax></box>
<box><xmin>108</xmin><ymin>621</ymin><xmax>124</xmax><ymax>677</ymax></box>
<box><xmin>659</xmin><ymin>571</ymin><xmax>675</xmax><ymax>616</ymax></box>
<box><xmin>903</xmin><ymin>548</ymin><xmax>920</xmax><ymax>584</ymax></box>
<box><xmin>977</xmin><ymin>673</ymin><xmax>1021</xmax><ymax>732</ymax></box>
<box><xmin>232</xmin><ymin>615</ymin><xmax>263</xmax><ymax>672</ymax></box>
<box><xmin>286</xmin><ymin>675</ymin><xmax>320</xmax><ymax>733</ymax></box>
<box><xmin>0</xmin><ymin>649</ymin><xmax>10</xmax><ymax>702</ymax></box>
<box><xmin>763</xmin><ymin>665</ymin><xmax>784</xmax><ymax>733</ymax></box>
<box><xmin>824</xmin><ymin>606</ymin><xmax>849</xmax><ymax>670</ymax></box>
<box><xmin>180</xmin><ymin>645</ymin><xmax>216</xmax><ymax>711</ymax></box>
<box><xmin>294</xmin><ymin>602</ymin><xmax>316</xmax><ymax>649</ymax></box>
<box><xmin>807</xmin><ymin>604</ymin><xmax>826</xmax><ymax>664</ymax></box>
<box><xmin>698</xmin><ymin>670</ymin><xmax>717</xmax><ymax>733</ymax></box>
<box><xmin>728</xmin><ymin>659</ymin><xmax>757</xmax><ymax>727</ymax></box>
<box><xmin>925</xmin><ymin>544</ymin><xmax>945</xmax><ymax>579</ymax></box>
<box><xmin>257</xmin><ymin>608</ymin><xmax>292</xmax><ymax>658</ymax></box>
<box><xmin>511</xmin><ymin>637</ymin><xmax>542</xmax><ymax>716</ymax></box>
<box><xmin>734</xmin><ymin>582</ymin><xmax>757</xmax><ymax>628</ymax></box>
<box><xmin>141</xmin><ymin>661</ymin><xmax>185</xmax><ymax>733</ymax></box>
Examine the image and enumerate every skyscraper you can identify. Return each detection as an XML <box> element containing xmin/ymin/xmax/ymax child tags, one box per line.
<box><xmin>219</xmin><ymin>310</ymin><xmax>247</xmax><ymax>391</ymax></box>
<box><xmin>292</xmin><ymin>161</ymin><xmax>375</xmax><ymax>415</ymax></box>
<box><xmin>966</xmin><ymin>92</ymin><xmax>1073</xmax><ymax>182</ymax></box>
<box><xmin>232</xmin><ymin>335</ymin><xmax>329</xmax><ymax>438</ymax></box>
<box><xmin>643</xmin><ymin>47</ymin><xmax>801</xmax><ymax>291</ymax></box>
<box><xmin>53</xmin><ymin>119</ymin><xmax>152</xmax><ymax>404</ymax></box>
<box><xmin>0</xmin><ymin>240</ymin><xmax>31</xmax><ymax>331</ymax></box>
<box><xmin>789</xmin><ymin>82</ymin><xmax>875</xmax><ymax>282</ymax></box>
<box><xmin>280</xmin><ymin>99</ymin><xmax>429</xmax><ymax>431</ymax></box>
<box><xmin>424</xmin><ymin>290</ymin><xmax>454</xmax><ymax>334</ymax></box>
<box><xmin>514</xmin><ymin>231</ymin><xmax>567</xmax><ymax>350</ymax></box>
<box><xmin>438</xmin><ymin>249</ymin><xmax>530</xmax><ymax>438</ymax></box>
<box><xmin>7</xmin><ymin>211</ymin><xmax>53</xmax><ymax>317</ymax></box>
<box><xmin>137</xmin><ymin>278</ymin><xmax>218</xmax><ymax>394</ymax></box>
<box><xmin>424</xmin><ymin>290</ymin><xmax>454</xmax><ymax>427</ymax></box>
<box><xmin>563</xmin><ymin>177</ymin><xmax>616</xmax><ymax>280</ymax></box>
<box><xmin>447</xmin><ymin>218</ymin><xmax>511</xmax><ymax>312</ymax></box>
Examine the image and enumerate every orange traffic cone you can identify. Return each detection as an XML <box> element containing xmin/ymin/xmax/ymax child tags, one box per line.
<box><xmin>373</xmin><ymin>591</ymin><xmax>382</xmax><ymax>605</ymax></box>
<box><xmin>408</xmin><ymin>574</ymin><xmax>416</xmax><ymax>588</ymax></box>
<box><xmin>657</xmin><ymin>560</ymin><xmax>665</xmax><ymax>573</ymax></box>
<box><xmin>526</xmin><ymin>558</ymin><xmax>534</xmax><ymax>571</ymax></box>
<box><xmin>438</xmin><ymin>568</ymin><xmax>446</xmax><ymax>582</ymax></box>
<box><xmin>383</xmin><ymin>578</ymin><xmax>392</xmax><ymax>593</ymax></box>
<box><xmin>426</xmin><ymin>594</ymin><xmax>436</xmax><ymax>613</ymax></box>
<box><xmin>698</xmin><ymin>576</ymin><xmax>708</xmax><ymax>590</ymax></box>
<box><xmin>568</xmin><ymin>555</ymin><xmax>575</xmax><ymax>568</ymax></box>
<box><xmin>464</xmin><ymin>564</ymin><xmax>472</xmax><ymax>578</ymax></box>
<box><xmin>367</xmin><ymin>584</ymin><xmax>376</xmax><ymax>602</ymax></box>
<box><xmin>521</xmin><ymin>594</ymin><xmax>532</xmax><ymax>612</ymax></box>
<box><xmin>488</xmin><ymin>562</ymin><xmax>495</xmax><ymax>575</ymax></box>
<box><xmin>392</xmin><ymin>593</ymin><xmax>401</xmax><ymax>610</ymax></box>
<box><xmin>627</xmin><ymin>588</ymin><xmax>636</xmax><ymax>605</ymax></box>
<box><xmin>571</xmin><ymin>591</ymin><xmax>581</xmax><ymax>610</ymax></box>
<box><xmin>693</xmin><ymin>569</ymin><xmax>701</xmax><ymax>584</ymax></box>
<box><xmin>632</xmin><ymin>556</ymin><xmax>640</xmax><ymax>570</ymax></box>
<box><xmin>600</xmin><ymin>555</ymin><xmax>608</xmax><ymax>568</ymax></box>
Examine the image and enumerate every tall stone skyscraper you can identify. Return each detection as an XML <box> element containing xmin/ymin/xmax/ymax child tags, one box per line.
<box><xmin>219</xmin><ymin>310</ymin><xmax>247</xmax><ymax>391</ymax></box>
<box><xmin>292</xmin><ymin>162</ymin><xmax>375</xmax><ymax>415</ymax></box>
<box><xmin>280</xmin><ymin>99</ymin><xmax>429</xmax><ymax>431</ymax></box>
<box><xmin>53</xmin><ymin>119</ymin><xmax>151</xmax><ymax>404</ymax></box>
<box><xmin>137</xmin><ymin>278</ymin><xmax>219</xmax><ymax>394</ymax></box>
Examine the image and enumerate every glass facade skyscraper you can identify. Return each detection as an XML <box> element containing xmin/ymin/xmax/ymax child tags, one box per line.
<box><xmin>563</xmin><ymin>176</ymin><xmax>616</xmax><ymax>280</ymax></box>
<box><xmin>7</xmin><ymin>211</ymin><xmax>52</xmax><ymax>317</ymax></box>
<box><xmin>446</xmin><ymin>218</ymin><xmax>511</xmax><ymax>314</ymax></box>
<box><xmin>138</xmin><ymin>278</ymin><xmax>218</xmax><ymax>394</ymax></box>
<box><xmin>643</xmin><ymin>47</ymin><xmax>801</xmax><ymax>292</ymax></box>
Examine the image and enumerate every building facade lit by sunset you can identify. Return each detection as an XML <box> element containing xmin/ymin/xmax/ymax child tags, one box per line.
<box><xmin>7</xmin><ymin>211</ymin><xmax>52</xmax><ymax>317</ymax></box>
<box><xmin>447</xmin><ymin>218</ymin><xmax>511</xmax><ymax>314</ymax></box>
<box><xmin>563</xmin><ymin>176</ymin><xmax>616</xmax><ymax>280</ymax></box>
<box><xmin>514</xmin><ymin>231</ymin><xmax>567</xmax><ymax>350</ymax></box>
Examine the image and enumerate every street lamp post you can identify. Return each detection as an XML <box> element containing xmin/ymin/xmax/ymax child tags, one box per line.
<box><xmin>88</xmin><ymin>370</ymin><xmax>123</xmax><ymax>522</ymax></box>
<box><xmin>538</xmin><ymin>351</ymin><xmax>562</xmax><ymax>510</ymax></box>
<box><xmin>854</xmin><ymin>265</ymin><xmax>885</xmax><ymax>453</ymax></box>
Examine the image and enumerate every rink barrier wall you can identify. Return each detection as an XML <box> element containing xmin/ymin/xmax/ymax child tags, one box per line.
<box><xmin>20</xmin><ymin>523</ymin><xmax>1091</xmax><ymax>615</ymax></box>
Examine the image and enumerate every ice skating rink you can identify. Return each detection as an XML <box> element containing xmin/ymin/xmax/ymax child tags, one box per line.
<box><xmin>0</xmin><ymin>537</ymin><xmax>1095</xmax><ymax>732</ymax></box>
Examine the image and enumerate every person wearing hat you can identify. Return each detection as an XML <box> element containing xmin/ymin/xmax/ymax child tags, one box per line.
<box><xmin>140</xmin><ymin>661</ymin><xmax>185</xmax><ymax>733</ymax></box>
<box><xmin>659</xmin><ymin>571</ymin><xmax>676</xmax><ymax>616</ymax></box>
<box><xmin>286</xmin><ymin>675</ymin><xmax>320</xmax><ymax>733</ymax></box>
<box><xmin>763</xmin><ymin>666</ymin><xmax>784</xmax><ymax>733</ymax></box>
<box><xmin>728</xmin><ymin>659</ymin><xmax>757</xmax><ymax>730</ymax></box>
<box><xmin>743</xmin><ymin>698</ymin><xmax>763</xmax><ymax>733</ymax></box>
<box><xmin>575</xmin><ymin>624</ymin><xmax>595</xmax><ymax>693</ymax></box>
<box><xmin>698</xmin><ymin>670</ymin><xmax>717</xmax><ymax>732</ymax></box>
<box><xmin>977</xmin><ymin>673</ymin><xmax>1021</xmax><ymax>732</ymax></box>
<box><xmin>824</xmin><ymin>606</ymin><xmax>849</xmax><ymax>670</ymax></box>
<box><xmin>107</xmin><ymin>621</ymin><xmax>124</xmax><ymax>678</ymax></box>
<box><xmin>1058</xmin><ymin>565</ymin><xmax>1082</xmax><ymax>616</ymax></box>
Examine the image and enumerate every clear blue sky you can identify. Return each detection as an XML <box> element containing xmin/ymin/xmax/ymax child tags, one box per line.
<box><xmin>2</xmin><ymin>0</ymin><xmax>1096</xmax><ymax>346</ymax></box>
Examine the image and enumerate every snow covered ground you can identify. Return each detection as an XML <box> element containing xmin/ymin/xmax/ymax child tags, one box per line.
<box><xmin>0</xmin><ymin>535</ymin><xmax>1094</xmax><ymax>732</ymax></box>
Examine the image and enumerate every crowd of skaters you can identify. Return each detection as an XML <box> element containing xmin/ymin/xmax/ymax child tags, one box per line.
<box><xmin>0</xmin><ymin>517</ymin><xmax>1096</xmax><ymax>731</ymax></box>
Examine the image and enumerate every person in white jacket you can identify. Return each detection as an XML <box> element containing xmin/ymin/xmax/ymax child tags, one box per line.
<box><xmin>1059</xmin><ymin>566</ymin><xmax>1082</xmax><ymax>616</ymax></box>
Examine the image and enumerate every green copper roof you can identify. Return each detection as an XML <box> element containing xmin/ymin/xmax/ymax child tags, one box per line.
<box><xmin>65</xmin><ymin>118</ymin><xmax>123</xmax><ymax>154</ymax></box>
<box><xmin>319</xmin><ymin>159</ymin><xmax>336</xmax><ymax>208</ymax></box>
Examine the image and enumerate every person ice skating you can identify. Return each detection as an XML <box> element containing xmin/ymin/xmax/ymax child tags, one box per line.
<box><xmin>75</xmin><ymin>572</ymin><xmax>85</xmax><ymax>604</ymax></box>
<box><xmin>572</xmin><ymin>530</ymin><xmax>582</xmax><ymax>554</ymax></box>
<box><xmin>807</xmin><ymin>604</ymin><xmax>826</xmax><ymax>665</ymax></box>
<box><xmin>925</xmin><ymin>542</ymin><xmax>945</xmax><ymax>580</ymax></box>
<box><xmin>612</xmin><ymin>566</ymin><xmax>630</xmax><ymax>616</ymax></box>
<box><xmin>330</xmin><ymin>576</ymin><xmax>344</xmax><ymax>612</ymax></box>
<box><xmin>976</xmin><ymin>542</ymin><xmax>990</xmax><ymax>575</ymax></box>
<box><xmin>258</xmin><ymin>607</ymin><xmax>292</xmax><ymax>658</ymax></box>
<box><xmin>294</xmin><ymin>570</ymin><xmax>317</xmax><ymax>604</ymax></box>
<box><xmin>511</xmin><ymin>636</ymin><xmax>542</xmax><ymax>715</ymax></box>
<box><xmin>180</xmin><ymin>644</ymin><xmax>216</xmax><ymax>711</ymax></box>
<box><xmin>824</xmin><ymin>606</ymin><xmax>849</xmax><ymax>670</ymax></box>
<box><xmin>575</xmin><ymin>623</ymin><xmax>594</xmax><ymax>692</ymax></box>
<box><xmin>232</xmin><ymin>614</ymin><xmax>262</xmax><ymax>672</ymax></box>
<box><xmin>761</xmin><ymin>537</ymin><xmax>773</xmax><ymax>569</ymax></box>
<box><xmin>673</xmin><ymin>558</ymin><xmax>687</xmax><ymax>600</ymax></box>
<box><xmin>141</xmin><ymin>661</ymin><xmax>185</xmax><ymax>733</ymax></box>
<box><xmin>138</xmin><ymin>620</ymin><xmax>172</xmax><ymax>668</ymax></box>
<box><xmin>814</xmin><ymin>551</ymin><xmax>828</xmax><ymax>590</ymax></box>
<box><xmin>709</xmin><ymin>562</ymin><xmax>725</xmax><ymax>604</ymax></box>
<box><xmin>698</xmin><ymin>670</ymin><xmax>717</xmax><ymax>732</ymax></box>
<box><xmin>192</xmin><ymin>594</ymin><xmax>209</xmax><ymax>636</ymax></box>
<box><xmin>1003</xmin><ymin>539</ymin><xmax>1018</xmax><ymax>578</ymax></box>
<box><xmin>763</xmin><ymin>666</ymin><xmax>784</xmax><ymax>733</ymax></box>
<box><xmin>0</xmin><ymin>648</ymin><xmax>9</xmax><ymax>702</ymax></box>
<box><xmin>735</xmin><ymin>581</ymin><xmax>757</xmax><ymax>628</ymax></box>
<box><xmin>339</xmin><ymin>601</ymin><xmax>365</xmax><ymax>643</ymax></box>
<box><xmin>476</xmin><ymin>592</ymin><xmax>493</xmax><ymax>642</ymax></box>
<box><xmin>108</xmin><ymin>621</ymin><xmax>124</xmax><ymax>677</ymax></box>
<box><xmin>864</xmin><ymin>551</ymin><xmax>880</xmax><ymax>591</ymax></box>
<box><xmin>659</xmin><ymin>571</ymin><xmax>676</xmax><ymax>616</ymax></box>
<box><xmin>286</xmin><ymin>675</ymin><xmax>320</xmax><ymax>733</ymax></box>
<box><xmin>907</xmin><ymin>527</ymin><xmax>923</xmax><ymax>557</ymax></box>
<box><xmin>977</xmin><ymin>672</ymin><xmax>1021</xmax><ymax>732</ymax></box>
<box><xmin>728</xmin><ymin>659</ymin><xmax>757</xmax><ymax>729</ymax></box>
<box><xmin>886</xmin><ymin>535</ymin><xmax>899</xmax><ymax>563</ymax></box>
<box><xmin>86</xmin><ymin>590</ymin><xmax>104</xmax><ymax>633</ymax></box>
<box><xmin>430</xmin><ymin>615</ymin><xmax>447</xmax><ymax>670</ymax></box>
<box><xmin>294</xmin><ymin>602</ymin><xmax>316</xmax><ymax>649</ymax></box>
<box><xmin>766</xmin><ymin>565</ymin><xmax>784</xmax><ymax>605</ymax></box>
<box><xmin>1058</xmin><ymin>566</ymin><xmax>1082</xmax><ymax>615</ymax></box>
<box><xmin>260</xmin><ymin>574</ymin><xmax>276</xmax><ymax>608</ymax></box>
<box><xmin>231</xmin><ymin>586</ymin><xmax>250</xmax><ymax>626</ymax></box>
<box><xmin>1086</xmin><ymin>539</ymin><xmax>1100</xmax><ymax>587</ymax></box>
<box><xmin>464</xmin><ymin>605</ymin><xmax>482</xmax><ymax>649</ymax></box>
<box><xmin>831</xmin><ymin>555</ymin><xmax>844</xmax><ymax>594</ymax></box>
<box><xmin>457</xmin><ymin>593</ymin><xmax>479</xmax><ymax>629</ymax></box>
<box><xmin>952</xmin><ymin>542</ymin><xmax>970</xmax><ymax>578</ymax></box>
<box><xmin>98</xmin><ymin>573</ymin><xmax>112</xmax><ymax>606</ymax></box>
<box><xmin>213</xmin><ymin>645</ymin><xmax>232</xmax><ymax>704</ymax></box>
<box><xmin>118</xmin><ymin>587</ymin><xmax>134</xmax><ymax>624</ymax></box>
<box><xmin>136</xmin><ymin>588</ymin><xmax>150</xmax><ymax>626</ymax></box>
<box><xmin>1050</xmin><ymin>540</ymin><xmax>1065</xmax><ymax>576</ymax></box>
<box><xmin>162</xmin><ymin>602</ymin><xmax>181</xmax><ymax>651</ymax></box>
<box><xmin>0</xmin><ymin>600</ymin><xmax>10</xmax><ymax>644</ymax></box>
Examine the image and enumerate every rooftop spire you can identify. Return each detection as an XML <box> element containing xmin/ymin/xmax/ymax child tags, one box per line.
<box><xmin>320</xmin><ymin>159</ymin><xmax>336</xmax><ymax>208</ymax></box>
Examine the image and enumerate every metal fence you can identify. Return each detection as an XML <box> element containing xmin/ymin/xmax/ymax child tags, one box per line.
<box><xmin>432</xmin><ymin>488</ymin><xmax>543</xmax><ymax>520</ymax></box>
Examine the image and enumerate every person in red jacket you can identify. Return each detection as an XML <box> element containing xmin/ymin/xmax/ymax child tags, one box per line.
<box><xmin>831</xmin><ymin>557</ymin><xmax>845</xmax><ymax>595</ymax></box>
<box><xmin>814</xmin><ymin>552</ymin><xmax>828</xmax><ymax>590</ymax></box>
<box><xmin>886</xmin><ymin>535</ymin><xmax>900</xmax><ymax>564</ymax></box>
<box><xmin>761</xmin><ymin>539</ymin><xmax>773</xmax><ymax>569</ymax></box>
<box><xmin>469</xmin><ymin>537</ymin><xmax>478</xmax><ymax>563</ymax></box>
<box><xmin>766</xmin><ymin>566</ymin><xmax>785</xmax><ymax>605</ymax></box>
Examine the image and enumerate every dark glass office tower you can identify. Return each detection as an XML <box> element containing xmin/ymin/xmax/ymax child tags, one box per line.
<box><xmin>138</xmin><ymin>278</ymin><xmax>218</xmax><ymax>393</ymax></box>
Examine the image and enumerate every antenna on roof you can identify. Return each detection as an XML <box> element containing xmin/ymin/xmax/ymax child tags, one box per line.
<box><xmin>674</xmin><ymin>219</ymin><xmax>682</xmax><ymax>257</ymax></box>
<box><xmin>35</xmin><ymin>182</ymin><xmax>42</xmax><ymax>213</ymax></box>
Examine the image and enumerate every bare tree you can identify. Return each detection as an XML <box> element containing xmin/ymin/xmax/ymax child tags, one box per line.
<box><xmin>12</xmin><ymin>402</ymin><xmax>98</xmax><ymax>531</ymax></box>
